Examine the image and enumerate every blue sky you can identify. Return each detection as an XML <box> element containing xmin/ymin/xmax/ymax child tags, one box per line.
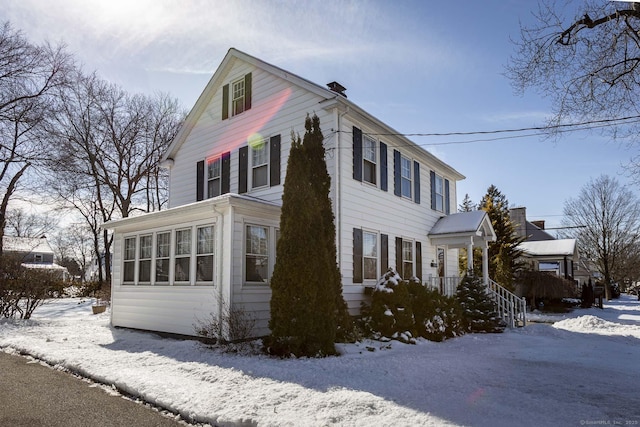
<box><xmin>3</xmin><ymin>0</ymin><xmax>634</xmax><ymax>230</ymax></box>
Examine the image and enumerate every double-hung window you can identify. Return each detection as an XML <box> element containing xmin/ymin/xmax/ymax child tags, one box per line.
<box><xmin>402</xmin><ymin>240</ymin><xmax>413</xmax><ymax>279</ymax></box>
<box><xmin>156</xmin><ymin>232</ymin><xmax>171</xmax><ymax>284</ymax></box>
<box><xmin>401</xmin><ymin>155</ymin><xmax>412</xmax><ymax>198</ymax></box>
<box><xmin>196</xmin><ymin>226</ymin><xmax>214</xmax><ymax>282</ymax></box>
<box><xmin>245</xmin><ymin>225</ymin><xmax>268</xmax><ymax>283</ymax></box>
<box><xmin>363</xmin><ymin>231</ymin><xmax>378</xmax><ymax>280</ymax></box>
<box><xmin>363</xmin><ymin>135</ymin><xmax>377</xmax><ymax>185</ymax></box>
<box><xmin>123</xmin><ymin>237</ymin><xmax>136</xmax><ymax>284</ymax></box>
<box><xmin>174</xmin><ymin>229</ymin><xmax>191</xmax><ymax>283</ymax></box>
<box><xmin>435</xmin><ymin>174</ymin><xmax>444</xmax><ymax>212</ymax></box>
<box><xmin>138</xmin><ymin>235</ymin><xmax>152</xmax><ymax>283</ymax></box>
<box><xmin>252</xmin><ymin>141</ymin><xmax>269</xmax><ymax>188</ymax></box>
<box><xmin>207</xmin><ymin>157</ymin><xmax>221</xmax><ymax>198</ymax></box>
<box><xmin>232</xmin><ymin>78</ymin><xmax>246</xmax><ymax>116</ymax></box>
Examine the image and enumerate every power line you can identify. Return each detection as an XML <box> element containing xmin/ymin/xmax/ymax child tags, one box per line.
<box><xmin>361</xmin><ymin>114</ymin><xmax>640</xmax><ymax>138</ymax></box>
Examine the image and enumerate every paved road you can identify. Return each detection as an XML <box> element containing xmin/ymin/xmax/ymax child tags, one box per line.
<box><xmin>0</xmin><ymin>352</ymin><xmax>186</xmax><ymax>427</ymax></box>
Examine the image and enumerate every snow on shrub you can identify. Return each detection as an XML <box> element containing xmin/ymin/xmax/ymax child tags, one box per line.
<box><xmin>363</xmin><ymin>268</ymin><xmax>464</xmax><ymax>343</ymax></box>
<box><xmin>407</xmin><ymin>280</ymin><xmax>465</xmax><ymax>342</ymax></box>
<box><xmin>368</xmin><ymin>268</ymin><xmax>415</xmax><ymax>343</ymax></box>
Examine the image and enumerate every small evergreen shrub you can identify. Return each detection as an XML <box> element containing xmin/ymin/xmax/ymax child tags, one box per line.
<box><xmin>455</xmin><ymin>273</ymin><xmax>505</xmax><ymax>333</ymax></box>
<box><xmin>408</xmin><ymin>280</ymin><xmax>465</xmax><ymax>342</ymax></box>
<box><xmin>369</xmin><ymin>268</ymin><xmax>415</xmax><ymax>343</ymax></box>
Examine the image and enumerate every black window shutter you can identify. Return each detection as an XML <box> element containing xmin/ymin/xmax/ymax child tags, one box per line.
<box><xmin>416</xmin><ymin>241</ymin><xmax>422</xmax><ymax>281</ymax></box>
<box><xmin>244</xmin><ymin>73</ymin><xmax>252</xmax><ymax>112</ymax></box>
<box><xmin>221</xmin><ymin>151</ymin><xmax>231</xmax><ymax>194</ymax></box>
<box><xmin>445</xmin><ymin>179</ymin><xmax>450</xmax><ymax>214</ymax></box>
<box><xmin>269</xmin><ymin>134</ymin><xmax>281</xmax><ymax>187</ymax></box>
<box><xmin>395</xmin><ymin>237</ymin><xmax>403</xmax><ymax>274</ymax></box>
<box><xmin>430</xmin><ymin>170</ymin><xmax>436</xmax><ymax>210</ymax></box>
<box><xmin>353</xmin><ymin>228</ymin><xmax>363</xmax><ymax>283</ymax></box>
<box><xmin>222</xmin><ymin>84</ymin><xmax>229</xmax><ymax>120</ymax></box>
<box><xmin>238</xmin><ymin>146</ymin><xmax>248</xmax><ymax>194</ymax></box>
<box><xmin>196</xmin><ymin>160</ymin><xmax>204</xmax><ymax>201</ymax></box>
<box><xmin>353</xmin><ymin>126</ymin><xmax>362</xmax><ymax>181</ymax></box>
<box><xmin>381</xmin><ymin>233</ymin><xmax>388</xmax><ymax>272</ymax></box>
<box><xmin>393</xmin><ymin>150</ymin><xmax>401</xmax><ymax>197</ymax></box>
<box><xmin>380</xmin><ymin>142</ymin><xmax>388</xmax><ymax>192</ymax></box>
<box><xmin>413</xmin><ymin>161</ymin><xmax>420</xmax><ymax>204</ymax></box>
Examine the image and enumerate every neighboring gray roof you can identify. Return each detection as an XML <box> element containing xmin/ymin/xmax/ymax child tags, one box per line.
<box><xmin>3</xmin><ymin>236</ymin><xmax>53</xmax><ymax>254</ymax></box>
<box><xmin>519</xmin><ymin>239</ymin><xmax>578</xmax><ymax>258</ymax></box>
<box><xmin>525</xmin><ymin>221</ymin><xmax>555</xmax><ymax>241</ymax></box>
<box><xmin>429</xmin><ymin>210</ymin><xmax>489</xmax><ymax>235</ymax></box>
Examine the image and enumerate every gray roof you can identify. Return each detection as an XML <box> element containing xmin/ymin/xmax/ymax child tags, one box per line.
<box><xmin>429</xmin><ymin>210</ymin><xmax>489</xmax><ymax>235</ymax></box>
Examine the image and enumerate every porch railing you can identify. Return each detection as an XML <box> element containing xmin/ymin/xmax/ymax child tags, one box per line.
<box><xmin>426</xmin><ymin>276</ymin><xmax>526</xmax><ymax>328</ymax></box>
<box><xmin>486</xmin><ymin>279</ymin><xmax>527</xmax><ymax>328</ymax></box>
<box><xmin>426</xmin><ymin>276</ymin><xmax>461</xmax><ymax>297</ymax></box>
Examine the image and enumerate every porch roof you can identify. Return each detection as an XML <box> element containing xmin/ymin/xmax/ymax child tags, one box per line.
<box><xmin>428</xmin><ymin>210</ymin><xmax>496</xmax><ymax>248</ymax></box>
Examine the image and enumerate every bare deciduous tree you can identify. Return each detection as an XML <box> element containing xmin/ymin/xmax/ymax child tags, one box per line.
<box><xmin>562</xmin><ymin>175</ymin><xmax>640</xmax><ymax>299</ymax></box>
<box><xmin>0</xmin><ymin>21</ymin><xmax>73</xmax><ymax>254</ymax></box>
<box><xmin>506</xmin><ymin>1</ymin><xmax>640</xmax><ymax>177</ymax></box>
<box><xmin>5</xmin><ymin>208</ymin><xmax>57</xmax><ymax>237</ymax></box>
<box><xmin>47</xmin><ymin>71</ymin><xmax>183</xmax><ymax>284</ymax></box>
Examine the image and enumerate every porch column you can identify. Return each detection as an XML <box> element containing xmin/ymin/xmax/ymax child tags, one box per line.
<box><xmin>482</xmin><ymin>241</ymin><xmax>489</xmax><ymax>284</ymax></box>
<box><xmin>467</xmin><ymin>239</ymin><xmax>474</xmax><ymax>273</ymax></box>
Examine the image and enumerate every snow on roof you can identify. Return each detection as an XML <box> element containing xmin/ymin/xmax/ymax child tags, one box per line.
<box><xmin>428</xmin><ymin>210</ymin><xmax>488</xmax><ymax>235</ymax></box>
<box><xmin>22</xmin><ymin>262</ymin><xmax>68</xmax><ymax>272</ymax></box>
<box><xmin>519</xmin><ymin>239</ymin><xmax>577</xmax><ymax>257</ymax></box>
<box><xmin>3</xmin><ymin>236</ymin><xmax>53</xmax><ymax>254</ymax></box>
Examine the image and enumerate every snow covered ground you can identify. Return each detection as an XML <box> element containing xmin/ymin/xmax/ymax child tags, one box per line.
<box><xmin>1</xmin><ymin>295</ymin><xmax>640</xmax><ymax>426</ymax></box>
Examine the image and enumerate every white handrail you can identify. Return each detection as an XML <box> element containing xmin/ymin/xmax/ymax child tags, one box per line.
<box><xmin>426</xmin><ymin>276</ymin><xmax>526</xmax><ymax>328</ymax></box>
<box><xmin>486</xmin><ymin>278</ymin><xmax>527</xmax><ymax>328</ymax></box>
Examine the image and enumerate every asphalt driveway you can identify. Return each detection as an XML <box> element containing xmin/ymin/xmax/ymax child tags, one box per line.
<box><xmin>0</xmin><ymin>352</ymin><xmax>185</xmax><ymax>427</ymax></box>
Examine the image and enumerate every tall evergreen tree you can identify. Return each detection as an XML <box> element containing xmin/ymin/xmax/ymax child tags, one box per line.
<box><xmin>268</xmin><ymin>114</ymin><xmax>350</xmax><ymax>357</ymax></box>
<box><xmin>458</xmin><ymin>193</ymin><xmax>475</xmax><ymax>213</ymax></box>
<box><xmin>478</xmin><ymin>185</ymin><xmax>524</xmax><ymax>290</ymax></box>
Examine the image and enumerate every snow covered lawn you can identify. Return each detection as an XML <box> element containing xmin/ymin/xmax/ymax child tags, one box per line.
<box><xmin>1</xmin><ymin>295</ymin><xmax>640</xmax><ymax>426</ymax></box>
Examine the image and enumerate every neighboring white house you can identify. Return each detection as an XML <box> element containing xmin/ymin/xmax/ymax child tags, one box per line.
<box><xmin>105</xmin><ymin>48</ymin><xmax>498</xmax><ymax>339</ymax></box>
<box><xmin>510</xmin><ymin>207</ymin><xmax>579</xmax><ymax>280</ymax></box>
<box><xmin>3</xmin><ymin>235</ymin><xmax>69</xmax><ymax>280</ymax></box>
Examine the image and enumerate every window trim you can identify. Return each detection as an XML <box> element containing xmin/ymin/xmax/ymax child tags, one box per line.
<box><xmin>196</xmin><ymin>225</ymin><xmax>215</xmax><ymax>284</ymax></box>
<box><xmin>362</xmin><ymin>230</ymin><xmax>379</xmax><ymax>281</ymax></box>
<box><xmin>231</xmin><ymin>77</ymin><xmax>246</xmax><ymax>116</ymax></box>
<box><xmin>362</xmin><ymin>134</ymin><xmax>377</xmax><ymax>186</ymax></box>
<box><xmin>243</xmin><ymin>222</ymin><xmax>279</xmax><ymax>286</ymax></box>
<box><xmin>434</xmin><ymin>173</ymin><xmax>444</xmax><ymax>212</ymax></box>
<box><xmin>121</xmin><ymin>223</ymin><xmax>215</xmax><ymax>287</ymax></box>
<box><xmin>400</xmin><ymin>155</ymin><xmax>412</xmax><ymax>199</ymax></box>
<box><xmin>402</xmin><ymin>239</ymin><xmax>414</xmax><ymax>279</ymax></box>
<box><xmin>138</xmin><ymin>234</ymin><xmax>153</xmax><ymax>284</ymax></box>
<box><xmin>250</xmin><ymin>139</ymin><xmax>269</xmax><ymax>189</ymax></box>
<box><xmin>207</xmin><ymin>157</ymin><xmax>222</xmax><ymax>198</ymax></box>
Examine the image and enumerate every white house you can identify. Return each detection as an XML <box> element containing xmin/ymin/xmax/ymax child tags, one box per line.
<box><xmin>105</xmin><ymin>48</ymin><xmax>502</xmax><ymax>339</ymax></box>
<box><xmin>3</xmin><ymin>235</ymin><xmax>69</xmax><ymax>280</ymax></box>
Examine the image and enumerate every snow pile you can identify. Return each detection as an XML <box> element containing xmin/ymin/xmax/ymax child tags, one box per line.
<box><xmin>1</xmin><ymin>296</ymin><xmax>640</xmax><ymax>426</ymax></box>
<box><xmin>554</xmin><ymin>314</ymin><xmax>640</xmax><ymax>338</ymax></box>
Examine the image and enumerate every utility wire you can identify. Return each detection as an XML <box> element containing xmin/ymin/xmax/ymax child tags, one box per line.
<box><xmin>360</xmin><ymin>114</ymin><xmax>640</xmax><ymax>138</ymax></box>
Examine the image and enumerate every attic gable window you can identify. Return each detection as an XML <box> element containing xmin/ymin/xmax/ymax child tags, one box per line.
<box><xmin>232</xmin><ymin>78</ymin><xmax>245</xmax><ymax>116</ymax></box>
<box><xmin>222</xmin><ymin>73</ymin><xmax>252</xmax><ymax>120</ymax></box>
